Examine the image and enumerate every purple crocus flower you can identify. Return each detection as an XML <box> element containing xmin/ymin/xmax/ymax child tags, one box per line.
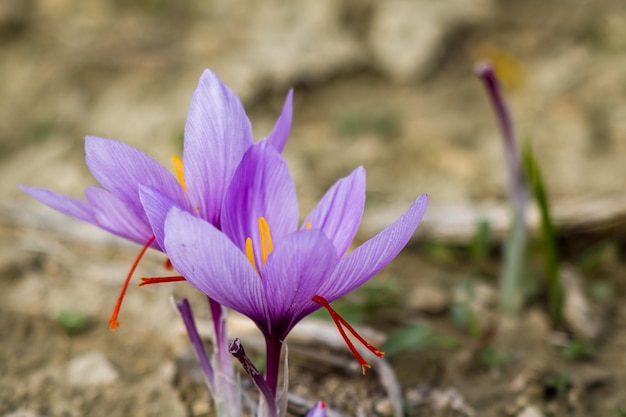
<box><xmin>147</xmin><ymin>142</ymin><xmax>428</xmax><ymax>394</ymax></box>
<box><xmin>305</xmin><ymin>402</ymin><xmax>327</xmax><ymax>417</ymax></box>
<box><xmin>19</xmin><ymin>69</ymin><xmax>294</xmax><ymax>329</ymax></box>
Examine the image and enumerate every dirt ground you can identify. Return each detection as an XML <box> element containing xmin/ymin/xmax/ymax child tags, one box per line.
<box><xmin>2</xmin><ymin>0</ymin><xmax>626</xmax><ymax>416</ymax></box>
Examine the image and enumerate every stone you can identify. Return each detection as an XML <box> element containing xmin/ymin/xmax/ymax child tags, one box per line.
<box><xmin>66</xmin><ymin>351</ymin><xmax>119</xmax><ymax>387</ymax></box>
<box><xmin>3</xmin><ymin>411</ymin><xmax>42</xmax><ymax>417</ymax></box>
<box><xmin>218</xmin><ymin>0</ymin><xmax>365</xmax><ymax>99</ymax></box>
<box><xmin>517</xmin><ymin>405</ymin><xmax>544</xmax><ymax>417</ymax></box>
<box><xmin>374</xmin><ymin>398</ymin><xmax>394</xmax><ymax>416</ymax></box>
<box><xmin>562</xmin><ymin>265</ymin><xmax>603</xmax><ymax>340</ymax></box>
<box><xmin>368</xmin><ymin>0</ymin><xmax>494</xmax><ymax>81</ymax></box>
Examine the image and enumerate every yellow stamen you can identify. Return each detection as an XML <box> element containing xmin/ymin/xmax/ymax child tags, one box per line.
<box><xmin>245</xmin><ymin>237</ymin><xmax>258</xmax><ymax>273</ymax></box>
<box><xmin>258</xmin><ymin>217</ymin><xmax>273</xmax><ymax>265</ymax></box>
<box><xmin>305</xmin><ymin>221</ymin><xmax>311</xmax><ymax>230</ymax></box>
<box><xmin>171</xmin><ymin>155</ymin><xmax>186</xmax><ymax>192</ymax></box>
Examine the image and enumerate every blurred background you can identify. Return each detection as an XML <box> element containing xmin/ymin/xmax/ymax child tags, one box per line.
<box><xmin>2</xmin><ymin>0</ymin><xmax>626</xmax><ymax>416</ymax></box>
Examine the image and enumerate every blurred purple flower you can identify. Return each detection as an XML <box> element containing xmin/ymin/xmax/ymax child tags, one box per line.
<box><xmin>305</xmin><ymin>402</ymin><xmax>327</xmax><ymax>417</ymax></box>
<box><xmin>19</xmin><ymin>70</ymin><xmax>294</xmax><ymax>329</ymax></box>
<box><xmin>149</xmin><ymin>143</ymin><xmax>428</xmax><ymax>392</ymax></box>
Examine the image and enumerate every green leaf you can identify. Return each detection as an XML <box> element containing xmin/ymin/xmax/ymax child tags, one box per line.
<box><xmin>522</xmin><ymin>142</ymin><xmax>563</xmax><ymax>324</ymax></box>
<box><xmin>382</xmin><ymin>323</ymin><xmax>456</xmax><ymax>357</ymax></box>
<box><xmin>57</xmin><ymin>309</ymin><xmax>89</xmax><ymax>335</ymax></box>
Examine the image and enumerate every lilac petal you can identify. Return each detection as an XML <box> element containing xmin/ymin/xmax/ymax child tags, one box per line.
<box><xmin>164</xmin><ymin>208</ymin><xmax>266</xmax><ymax>321</ymax></box>
<box><xmin>266</xmin><ymin>89</ymin><xmax>293</xmax><ymax>153</ymax></box>
<box><xmin>305</xmin><ymin>402</ymin><xmax>327</xmax><ymax>417</ymax></box>
<box><xmin>85</xmin><ymin>186</ymin><xmax>155</xmax><ymax>246</ymax></box>
<box><xmin>319</xmin><ymin>194</ymin><xmax>429</xmax><ymax>302</ymax></box>
<box><xmin>175</xmin><ymin>298</ymin><xmax>215</xmax><ymax>393</ymax></box>
<box><xmin>85</xmin><ymin>136</ymin><xmax>186</xmax><ymax>222</ymax></box>
<box><xmin>19</xmin><ymin>185</ymin><xmax>95</xmax><ymax>224</ymax></box>
<box><xmin>221</xmin><ymin>142</ymin><xmax>298</xmax><ymax>261</ymax></box>
<box><xmin>302</xmin><ymin>166</ymin><xmax>366</xmax><ymax>257</ymax></box>
<box><xmin>182</xmin><ymin>70</ymin><xmax>254</xmax><ymax>226</ymax></box>
<box><xmin>139</xmin><ymin>185</ymin><xmax>187</xmax><ymax>251</ymax></box>
<box><xmin>261</xmin><ymin>229</ymin><xmax>337</xmax><ymax>338</ymax></box>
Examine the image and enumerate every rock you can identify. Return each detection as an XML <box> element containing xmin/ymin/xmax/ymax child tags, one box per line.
<box><xmin>219</xmin><ymin>0</ymin><xmax>365</xmax><ymax>99</ymax></box>
<box><xmin>374</xmin><ymin>398</ymin><xmax>394</xmax><ymax>417</ymax></box>
<box><xmin>517</xmin><ymin>405</ymin><xmax>544</xmax><ymax>417</ymax></box>
<box><xmin>562</xmin><ymin>265</ymin><xmax>603</xmax><ymax>340</ymax></box>
<box><xmin>66</xmin><ymin>351</ymin><xmax>119</xmax><ymax>387</ymax></box>
<box><xmin>3</xmin><ymin>411</ymin><xmax>43</xmax><ymax>417</ymax></box>
<box><xmin>368</xmin><ymin>0</ymin><xmax>494</xmax><ymax>81</ymax></box>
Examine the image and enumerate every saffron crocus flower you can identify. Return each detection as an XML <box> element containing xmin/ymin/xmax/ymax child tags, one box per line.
<box><xmin>19</xmin><ymin>69</ymin><xmax>294</xmax><ymax>329</ymax></box>
<box><xmin>148</xmin><ymin>142</ymin><xmax>429</xmax><ymax>395</ymax></box>
<box><xmin>305</xmin><ymin>402</ymin><xmax>327</xmax><ymax>417</ymax></box>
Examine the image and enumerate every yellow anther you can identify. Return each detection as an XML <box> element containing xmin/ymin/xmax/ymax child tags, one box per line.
<box><xmin>258</xmin><ymin>217</ymin><xmax>273</xmax><ymax>265</ymax></box>
<box><xmin>171</xmin><ymin>155</ymin><xmax>186</xmax><ymax>192</ymax></box>
<box><xmin>245</xmin><ymin>237</ymin><xmax>258</xmax><ymax>273</ymax></box>
<box><xmin>305</xmin><ymin>221</ymin><xmax>311</xmax><ymax>230</ymax></box>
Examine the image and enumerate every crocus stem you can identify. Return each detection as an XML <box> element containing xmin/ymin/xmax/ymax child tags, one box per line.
<box><xmin>230</xmin><ymin>338</ymin><xmax>277</xmax><ymax>417</ymax></box>
<box><xmin>264</xmin><ymin>336</ymin><xmax>283</xmax><ymax>397</ymax></box>
<box><xmin>475</xmin><ymin>62</ymin><xmax>525</xmax><ymax>209</ymax></box>
<box><xmin>207</xmin><ymin>296</ymin><xmax>240</xmax><ymax>415</ymax></box>
<box><xmin>175</xmin><ymin>298</ymin><xmax>215</xmax><ymax>393</ymax></box>
<box><xmin>476</xmin><ymin>62</ymin><xmax>528</xmax><ymax>315</ymax></box>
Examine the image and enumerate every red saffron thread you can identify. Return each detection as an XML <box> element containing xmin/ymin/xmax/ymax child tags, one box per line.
<box><xmin>139</xmin><ymin>276</ymin><xmax>186</xmax><ymax>286</ymax></box>
<box><xmin>312</xmin><ymin>295</ymin><xmax>384</xmax><ymax>374</ymax></box>
<box><xmin>163</xmin><ymin>258</ymin><xmax>173</xmax><ymax>270</ymax></box>
<box><xmin>108</xmin><ymin>235</ymin><xmax>155</xmax><ymax>331</ymax></box>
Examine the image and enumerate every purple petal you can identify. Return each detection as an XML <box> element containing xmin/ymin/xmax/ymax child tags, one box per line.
<box><xmin>319</xmin><ymin>194</ymin><xmax>429</xmax><ymax>302</ymax></box>
<box><xmin>182</xmin><ymin>70</ymin><xmax>254</xmax><ymax>226</ymax></box>
<box><xmin>85</xmin><ymin>136</ymin><xmax>187</xmax><ymax>222</ymax></box>
<box><xmin>305</xmin><ymin>402</ymin><xmax>327</xmax><ymax>417</ymax></box>
<box><xmin>164</xmin><ymin>208</ymin><xmax>266</xmax><ymax>321</ymax></box>
<box><xmin>267</xmin><ymin>89</ymin><xmax>293</xmax><ymax>153</ymax></box>
<box><xmin>85</xmin><ymin>186</ymin><xmax>155</xmax><ymax>247</ymax></box>
<box><xmin>175</xmin><ymin>298</ymin><xmax>215</xmax><ymax>392</ymax></box>
<box><xmin>221</xmin><ymin>142</ymin><xmax>298</xmax><ymax>262</ymax></box>
<box><xmin>19</xmin><ymin>185</ymin><xmax>95</xmax><ymax>224</ymax></box>
<box><xmin>302</xmin><ymin>166</ymin><xmax>366</xmax><ymax>257</ymax></box>
<box><xmin>139</xmin><ymin>185</ymin><xmax>187</xmax><ymax>251</ymax></box>
<box><xmin>228</xmin><ymin>338</ymin><xmax>277</xmax><ymax>417</ymax></box>
<box><xmin>261</xmin><ymin>229</ymin><xmax>337</xmax><ymax>338</ymax></box>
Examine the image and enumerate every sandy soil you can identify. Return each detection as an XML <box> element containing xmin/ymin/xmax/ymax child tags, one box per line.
<box><xmin>2</xmin><ymin>0</ymin><xmax>626</xmax><ymax>416</ymax></box>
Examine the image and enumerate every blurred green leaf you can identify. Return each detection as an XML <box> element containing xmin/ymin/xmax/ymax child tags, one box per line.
<box><xmin>589</xmin><ymin>280</ymin><xmax>613</xmax><ymax>302</ymax></box>
<box><xmin>522</xmin><ymin>142</ymin><xmax>562</xmax><ymax>324</ymax></box>
<box><xmin>57</xmin><ymin>309</ymin><xmax>89</xmax><ymax>335</ymax></box>
<box><xmin>562</xmin><ymin>338</ymin><xmax>596</xmax><ymax>361</ymax></box>
<box><xmin>577</xmin><ymin>240</ymin><xmax>617</xmax><ymax>273</ymax></box>
<box><xmin>470</xmin><ymin>219</ymin><xmax>492</xmax><ymax>265</ymax></box>
<box><xmin>424</xmin><ymin>242</ymin><xmax>457</xmax><ymax>265</ymax></box>
<box><xmin>335</xmin><ymin>110</ymin><xmax>401</xmax><ymax>140</ymax></box>
<box><xmin>545</xmin><ymin>371</ymin><xmax>572</xmax><ymax>396</ymax></box>
<box><xmin>382</xmin><ymin>323</ymin><xmax>456</xmax><ymax>357</ymax></box>
<box><xmin>479</xmin><ymin>345</ymin><xmax>509</xmax><ymax>371</ymax></box>
<box><xmin>450</xmin><ymin>302</ymin><xmax>481</xmax><ymax>337</ymax></box>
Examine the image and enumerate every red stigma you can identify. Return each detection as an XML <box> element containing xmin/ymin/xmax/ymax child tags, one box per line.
<box><xmin>139</xmin><ymin>275</ymin><xmax>186</xmax><ymax>286</ymax></box>
<box><xmin>163</xmin><ymin>258</ymin><xmax>173</xmax><ymax>270</ymax></box>
<box><xmin>312</xmin><ymin>295</ymin><xmax>384</xmax><ymax>374</ymax></box>
<box><xmin>109</xmin><ymin>235</ymin><xmax>155</xmax><ymax>330</ymax></box>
